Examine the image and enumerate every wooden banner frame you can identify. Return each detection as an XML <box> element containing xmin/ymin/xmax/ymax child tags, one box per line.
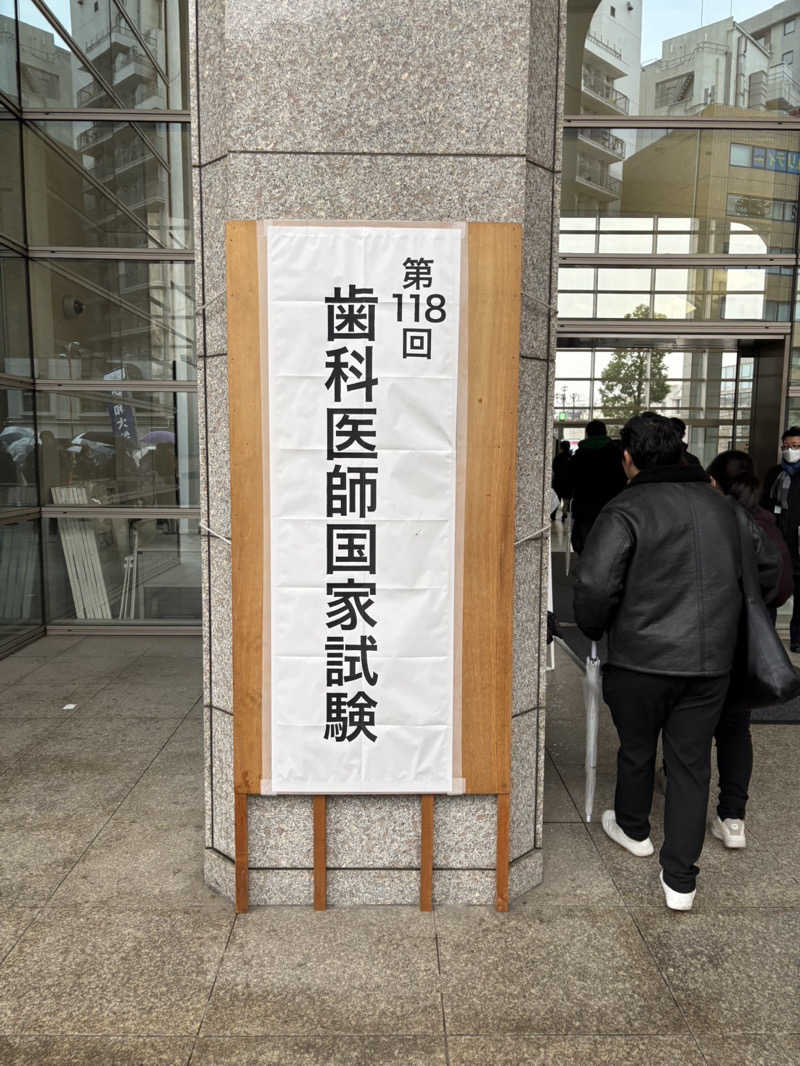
<box><xmin>226</xmin><ymin>220</ymin><xmax>522</xmax><ymax>913</ymax></box>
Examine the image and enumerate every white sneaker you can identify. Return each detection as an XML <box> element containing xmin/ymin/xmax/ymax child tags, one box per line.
<box><xmin>710</xmin><ymin>816</ymin><xmax>746</xmax><ymax>849</ymax></box>
<box><xmin>601</xmin><ymin>809</ymin><xmax>654</xmax><ymax>856</ymax></box>
<box><xmin>660</xmin><ymin>869</ymin><xmax>695</xmax><ymax>911</ymax></box>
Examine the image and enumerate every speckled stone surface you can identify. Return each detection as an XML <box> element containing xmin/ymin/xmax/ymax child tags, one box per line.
<box><xmin>448</xmin><ymin>1035</ymin><xmax>705</xmax><ymax>1065</ymax></box>
<box><xmin>195</xmin><ymin>158</ymin><xmax>228</xmax><ymax>356</ymax></box>
<box><xmin>222</xmin><ymin>152</ymin><xmax>527</xmax><ymax>225</ymax></box>
<box><xmin>508</xmin><ymin>847</ymin><xmax>544</xmax><ymax>898</ymax></box>
<box><xmin>191</xmin><ymin>1036</ymin><xmax>364</xmax><ymax>1066</ymax></box>
<box><xmin>0</xmin><ymin>1037</ymin><xmax>196</xmax><ymax>1066</ymax></box>
<box><xmin>204</xmin><ymin>846</ymin><xmax>234</xmax><ymax>899</ymax></box>
<box><xmin>195</xmin><ymin>0</ymin><xmax>227</xmax><ymax>165</ymax></box>
<box><xmin>204</xmin><ymin>354</ymin><xmax>231</xmax><ymax>538</ymax></box>
<box><xmin>0</xmin><ymin>903</ymin><xmax>235</xmax><ymax>1035</ymax></box>
<box><xmin>191</xmin><ymin>166</ymin><xmax>205</xmax><ymax>355</ymax></box>
<box><xmin>510</xmin><ymin>711</ymin><xmax>538</xmax><ymax>859</ymax></box>
<box><xmin>211</xmin><ymin>707</ymin><xmax>234</xmax><ymax>857</ymax></box>
<box><xmin>328</xmin><ymin>869</ymin><xmax>419</xmax><ymax>907</ymax></box>
<box><xmin>633</xmin><ymin>909</ymin><xmax>800</xmax><ymax>1033</ymax></box>
<box><xmin>437</xmin><ymin>906</ymin><xmax>684</xmax><ymax>1035</ymax></box>
<box><xmin>209</xmin><ymin>537</ymin><xmax>233</xmax><ymax>713</ymax></box>
<box><xmin>221</xmin><ymin>2</ymin><xmax>529</xmax><ymax>156</ymax></box>
<box><xmin>248</xmin><ymin>796</ymin><xmax>313</xmax><ymax>868</ymax></box>
<box><xmin>512</xmin><ymin>538</ymin><xmax>540</xmax><ymax>717</ymax></box>
<box><xmin>249</xmin><ymin>868</ymin><xmax>314</xmax><ymax>907</ymax></box>
<box><xmin>526</xmin><ymin>0</ymin><xmax>565</xmax><ymax>171</ymax></box>
<box><xmin>516</xmin><ymin>825</ymin><xmax>621</xmax><ymax>908</ymax></box>
<box><xmin>327</xmin><ymin>795</ymin><xmax>418</xmax><ymax>869</ymax></box>
<box><xmin>203</xmin><ymin>703</ymin><xmax>212</xmax><ymax>848</ymax></box>
<box><xmin>201</xmin><ymin>533</ymin><xmax>212</xmax><ymax>710</ymax></box>
<box><xmin>434</xmin><ymin>795</ymin><xmax>496</xmax><ymax>868</ymax></box>
<box><xmin>200</xmin><ymin>907</ymin><xmax>442</xmax><ymax>1035</ymax></box>
<box><xmin>523</xmin><ymin>163</ymin><xmax>558</xmax><ymax>316</ymax></box>
<box><xmin>434</xmin><ymin>869</ymin><xmax>495</xmax><ymax>906</ymax></box>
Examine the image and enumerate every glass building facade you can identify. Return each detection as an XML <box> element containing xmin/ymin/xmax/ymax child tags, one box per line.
<box><xmin>0</xmin><ymin>0</ymin><xmax>197</xmax><ymax>655</ymax></box>
<box><xmin>558</xmin><ymin>0</ymin><xmax>800</xmax><ymax>470</ymax></box>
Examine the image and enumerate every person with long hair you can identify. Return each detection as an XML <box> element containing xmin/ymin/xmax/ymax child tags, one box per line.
<box><xmin>706</xmin><ymin>450</ymin><xmax>790</xmax><ymax>849</ymax></box>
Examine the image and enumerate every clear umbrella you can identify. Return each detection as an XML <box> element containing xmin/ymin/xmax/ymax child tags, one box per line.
<box><xmin>584</xmin><ymin>640</ymin><xmax>601</xmax><ymax>823</ymax></box>
<box><xmin>565</xmin><ymin>511</ymin><xmax>573</xmax><ymax>575</ymax></box>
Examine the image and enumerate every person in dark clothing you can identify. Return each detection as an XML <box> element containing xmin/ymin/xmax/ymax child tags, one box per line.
<box><xmin>669</xmin><ymin>416</ymin><xmax>701</xmax><ymax>466</ymax></box>
<box><xmin>551</xmin><ymin>440</ymin><xmax>572</xmax><ymax>522</ymax></box>
<box><xmin>705</xmin><ymin>450</ymin><xmax>786</xmax><ymax>851</ymax></box>
<box><xmin>574</xmin><ymin>413</ymin><xmax>745</xmax><ymax>911</ymax></box>
<box><xmin>762</xmin><ymin>425</ymin><xmax>800</xmax><ymax>651</ymax></box>
<box><xmin>568</xmin><ymin>419</ymin><xmax>627</xmax><ymax>552</ymax></box>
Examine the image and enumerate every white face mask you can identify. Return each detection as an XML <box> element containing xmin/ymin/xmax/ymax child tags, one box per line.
<box><xmin>784</xmin><ymin>447</ymin><xmax>800</xmax><ymax>463</ymax></box>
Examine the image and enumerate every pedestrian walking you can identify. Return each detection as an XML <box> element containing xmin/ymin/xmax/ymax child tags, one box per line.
<box><xmin>568</xmin><ymin>420</ymin><xmax>626</xmax><ymax>553</ymax></box>
<box><xmin>573</xmin><ymin>413</ymin><xmax>746</xmax><ymax>911</ymax></box>
<box><xmin>762</xmin><ymin>426</ymin><xmax>800</xmax><ymax>651</ymax></box>
<box><xmin>706</xmin><ymin>450</ymin><xmax>784</xmax><ymax>850</ymax></box>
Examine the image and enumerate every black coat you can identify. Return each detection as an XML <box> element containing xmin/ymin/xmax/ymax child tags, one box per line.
<box><xmin>567</xmin><ymin>437</ymin><xmax>627</xmax><ymax>524</ymax></box>
<box><xmin>574</xmin><ymin>464</ymin><xmax>779</xmax><ymax>678</ymax></box>
<box><xmin>762</xmin><ymin>464</ymin><xmax>800</xmax><ymax>573</ymax></box>
<box><xmin>551</xmin><ymin>452</ymin><xmax>571</xmax><ymax>498</ymax></box>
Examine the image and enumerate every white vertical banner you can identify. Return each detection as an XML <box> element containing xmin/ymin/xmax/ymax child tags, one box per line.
<box><xmin>266</xmin><ymin>223</ymin><xmax>463</xmax><ymax>793</ymax></box>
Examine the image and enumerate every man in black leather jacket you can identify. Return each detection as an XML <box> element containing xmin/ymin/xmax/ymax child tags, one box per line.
<box><xmin>573</xmin><ymin>413</ymin><xmax>746</xmax><ymax>911</ymax></box>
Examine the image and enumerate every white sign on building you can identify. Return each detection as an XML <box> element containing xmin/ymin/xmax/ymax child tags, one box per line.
<box><xmin>266</xmin><ymin>223</ymin><xmax>464</xmax><ymax>793</ymax></box>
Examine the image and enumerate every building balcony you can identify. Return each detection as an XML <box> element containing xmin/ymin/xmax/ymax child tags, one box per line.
<box><xmin>575</xmin><ymin>127</ymin><xmax>626</xmax><ymax>163</ymax></box>
<box><xmin>575</xmin><ymin>156</ymin><xmax>622</xmax><ymax>201</ymax></box>
<box><xmin>581</xmin><ymin>65</ymin><xmax>630</xmax><ymax>115</ymax></box>
<box><xmin>764</xmin><ymin>63</ymin><xmax>800</xmax><ymax>111</ymax></box>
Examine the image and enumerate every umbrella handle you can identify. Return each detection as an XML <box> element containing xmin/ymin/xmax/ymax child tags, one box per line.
<box><xmin>590</xmin><ymin>641</ymin><xmax>598</xmax><ymax>661</ymax></box>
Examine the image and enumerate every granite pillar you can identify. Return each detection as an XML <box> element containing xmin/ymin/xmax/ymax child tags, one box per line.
<box><xmin>192</xmin><ymin>0</ymin><xmax>565</xmax><ymax>904</ymax></box>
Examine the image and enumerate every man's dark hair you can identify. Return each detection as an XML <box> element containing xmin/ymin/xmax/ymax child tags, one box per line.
<box><xmin>620</xmin><ymin>413</ymin><xmax>683</xmax><ymax>470</ymax></box>
<box><xmin>669</xmin><ymin>416</ymin><xmax>686</xmax><ymax>438</ymax></box>
<box><xmin>559</xmin><ymin>440</ymin><xmax>571</xmax><ymax>453</ymax></box>
<box><xmin>585</xmin><ymin>419</ymin><xmax>606</xmax><ymax>438</ymax></box>
<box><xmin>706</xmin><ymin>450</ymin><xmax>759</xmax><ymax>512</ymax></box>
<box><xmin>782</xmin><ymin>426</ymin><xmax>800</xmax><ymax>442</ymax></box>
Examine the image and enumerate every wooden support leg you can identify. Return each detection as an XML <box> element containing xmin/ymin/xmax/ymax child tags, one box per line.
<box><xmin>420</xmin><ymin>795</ymin><xmax>434</xmax><ymax>912</ymax></box>
<box><xmin>496</xmin><ymin>792</ymin><xmax>510</xmax><ymax>913</ymax></box>
<box><xmin>234</xmin><ymin>791</ymin><xmax>249</xmax><ymax>914</ymax></box>
<box><xmin>313</xmin><ymin>796</ymin><xmax>327</xmax><ymax>911</ymax></box>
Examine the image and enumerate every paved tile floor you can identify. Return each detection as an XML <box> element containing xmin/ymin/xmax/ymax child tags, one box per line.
<box><xmin>0</xmin><ymin>636</ymin><xmax>798</xmax><ymax>1064</ymax></box>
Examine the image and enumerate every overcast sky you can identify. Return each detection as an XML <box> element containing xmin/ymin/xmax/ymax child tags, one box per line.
<box><xmin>641</xmin><ymin>0</ymin><xmax>789</xmax><ymax>62</ymax></box>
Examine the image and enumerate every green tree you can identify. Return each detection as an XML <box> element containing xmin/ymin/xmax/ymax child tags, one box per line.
<box><xmin>598</xmin><ymin>305</ymin><xmax>669</xmax><ymax>421</ymax></box>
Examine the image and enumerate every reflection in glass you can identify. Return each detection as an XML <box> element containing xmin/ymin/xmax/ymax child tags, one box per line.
<box><xmin>0</xmin><ymin>387</ymin><xmax>38</xmax><ymax>508</ymax></box>
<box><xmin>17</xmin><ymin>0</ymin><xmax>186</xmax><ymax>110</ymax></box>
<box><xmin>558</xmin><ymin>265</ymin><xmax>793</xmax><ymax>320</ymax></box>
<box><xmin>35</xmin><ymin>390</ymin><xmax>198</xmax><ymax>508</ymax></box>
<box><xmin>566</xmin><ymin>0</ymin><xmax>800</xmax><ymax>119</ymax></box>
<box><xmin>0</xmin><ymin>114</ymin><xmax>23</xmax><ymax>246</ymax></box>
<box><xmin>45</xmin><ymin>516</ymin><xmax>201</xmax><ymax>622</ymax></box>
<box><xmin>29</xmin><ymin>259</ymin><xmax>195</xmax><ymax>380</ymax></box>
<box><xmin>553</xmin><ymin>345</ymin><xmax>752</xmax><ymax>463</ymax></box>
<box><xmin>0</xmin><ymin>255</ymin><xmax>32</xmax><ymax>378</ymax></box>
<box><xmin>0</xmin><ymin>2</ymin><xmax>18</xmax><ymax>101</ymax></box>
<box><xmin>562</xmin><ymin>128</ymin><xmax>800</xmax><ymax>254</ymax></box>
<box><xmin>0</xmin><ymin>519</ymin><xmax>43</xmax><ymax>653</ymax></box>
<box><xmin>25</xmin><ymin>122</ymin><xmax>191</xmax><ymax>249</ymax></box>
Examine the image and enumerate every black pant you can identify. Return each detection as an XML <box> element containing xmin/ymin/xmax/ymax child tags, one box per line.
<box><xmin>602</xmin><ymin>666</ymin><xmax>728</xmax><ymax>894</ymax></box>
<box><xmin>790</xmin><ymin>574</ymin><xmax>800</xmax><ymax>645</ymax></box>
<box><xmin>715</xmin><ymin>703</ymin><xmax>752</xmax><ymax>821</ymax></box>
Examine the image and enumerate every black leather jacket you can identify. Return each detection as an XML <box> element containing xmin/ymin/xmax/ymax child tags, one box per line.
<box><xmin>573</xmin><ymin>464</ymin><xmax>779</xmax><ymax>678</ymax></box>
